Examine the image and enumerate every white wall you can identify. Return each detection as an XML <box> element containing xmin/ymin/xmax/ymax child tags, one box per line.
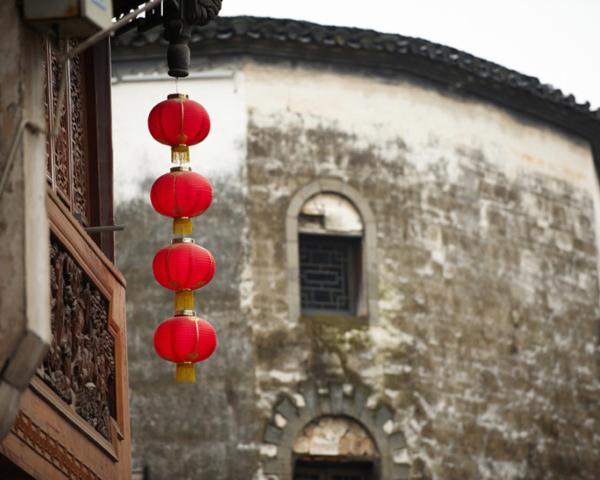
<box><xmin>245</xmin><ymin>63</ymin><xmax>595</xmax><ymax>188</ymax></box>
<box><xmin>111</xmin><ymin>71</ymin><xmax>247</xmax><ymax>203</ymax></box>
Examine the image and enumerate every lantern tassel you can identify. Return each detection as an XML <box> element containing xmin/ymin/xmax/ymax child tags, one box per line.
<box><xmin>176</xmin><ymin>363</ymin><xmax>196</xmax><ymax>383</ymax></box>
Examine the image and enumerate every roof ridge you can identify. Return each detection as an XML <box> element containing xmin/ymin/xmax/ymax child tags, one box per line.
<box><xmin>113</xmin><ymin>15</ymin><xmax>600</xmax><ymax>121</ymax></box>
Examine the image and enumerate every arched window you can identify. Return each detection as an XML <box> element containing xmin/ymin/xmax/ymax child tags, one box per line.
<box><xmin>286</xmin><ymin>179</ymin><xmax>378</xmax><ymax>322</ymax></box>
<box><xmin>299</xmin><ymin>193</ymin><xmax>363</xmax><ymax>315</ymax></box>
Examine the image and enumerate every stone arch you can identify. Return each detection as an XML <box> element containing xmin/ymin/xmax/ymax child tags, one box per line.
<box><xmin>262</xmin><ymin>382</ymin><xmax>409</xmax><ymax>480</ymax></box>
<box><xmin>285</xmin><ymin>178</ymin><xmax>378</xmax><ymax>323</ymax></box>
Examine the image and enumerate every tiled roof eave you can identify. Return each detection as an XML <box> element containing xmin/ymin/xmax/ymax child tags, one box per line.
<box><xmin>112</xmin><ymin>16</ymin><xmax>600</xmax><ymax>134</ymax></box>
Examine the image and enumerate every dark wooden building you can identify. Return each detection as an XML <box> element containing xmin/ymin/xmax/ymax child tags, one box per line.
<box><xmin>0</xmin><ymin>2</ymin><xmax>132</xmax><ymax>478</ymax></box>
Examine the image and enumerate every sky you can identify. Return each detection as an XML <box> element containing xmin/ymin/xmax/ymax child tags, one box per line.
<box><xmin>220</xmin><ymin>0</ymin><xmax>600</xmax><ymax>110</ymax></box>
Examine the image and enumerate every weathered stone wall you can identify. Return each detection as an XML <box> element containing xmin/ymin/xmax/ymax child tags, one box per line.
<box><xmin>113</xmin><ymin>57</ymin><xmax>600</xmax><ymax>480</ymax></box>
<box><xmin>242</xmin><ymin>62</ymin><xmax>600</xmax><ymax>479</ymax></box>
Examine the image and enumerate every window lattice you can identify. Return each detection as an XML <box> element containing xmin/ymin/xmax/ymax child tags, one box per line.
<box><xmin>299</xmin><ymin>235</ymin><xmax>357</xmax><ymax>313</ymax></box>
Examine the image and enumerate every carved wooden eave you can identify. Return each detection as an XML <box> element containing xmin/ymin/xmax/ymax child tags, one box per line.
<box><xmin>111</xmin><ymin>16</ymin><xmax>600</xmax><ymax>177</ymax></box>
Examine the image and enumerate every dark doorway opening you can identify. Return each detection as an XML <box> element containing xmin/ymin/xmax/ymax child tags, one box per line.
<box><xmin>294</xmin><ymin>459</ymin><xmax>376</xmax><ymax>480</ymax></box>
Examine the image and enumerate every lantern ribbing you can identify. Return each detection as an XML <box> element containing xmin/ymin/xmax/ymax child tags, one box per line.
<box><xmin>148</xmin><ymin>93</ymin><xmax>217</xmax><ymax>384</ymax></box>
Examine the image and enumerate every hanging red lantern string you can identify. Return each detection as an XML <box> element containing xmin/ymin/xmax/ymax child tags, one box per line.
<box><xmin>147</xmin><ymin>92</ymin><xmax>217</xmax><ymax>383</ymax></box>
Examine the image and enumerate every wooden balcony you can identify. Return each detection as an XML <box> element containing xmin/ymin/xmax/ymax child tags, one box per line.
<box><xmin>0</xmin><ymin>191</ymin><xmax>131</xmax><ymax>479</ymax></box>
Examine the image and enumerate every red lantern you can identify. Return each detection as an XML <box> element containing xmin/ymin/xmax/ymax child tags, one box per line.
<box><xmin>148</xmin><ymin>94</ymin><xmax>211</xmax><ymax>147</ymax></box>
<box><xmin>154</xmin><ymin>316</ymin><xmax>217</xmax><ymax>383</ymax></box>
<box><xmin>152</xmin><ymin>242</ymin><xmax>215</xmax><ymax>291</ymax></box>
<box><xmin>150</xmin><ymin>170</ymin><xmax>213</xmax><ymax>218</ymax></box>
<box><xmin>148</xmin><ymin>92</ymin><xmax>218</xmax><ymax>384</ymax></box>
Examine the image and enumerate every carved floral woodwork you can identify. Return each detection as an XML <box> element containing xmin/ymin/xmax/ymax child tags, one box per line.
<box><xmin>70</xmin><ymin>44</ymin><xmax>89</xmax><ymax>223</ymax></box>
<box><xmin>40</xmin><ymin>236</ymin><xmax>116</xmax><ymax>440</ymax></box>
<box><xmin>44</xmin><ymin>39</ymin><xmax>90</xmax><ymax>225</ymax></box>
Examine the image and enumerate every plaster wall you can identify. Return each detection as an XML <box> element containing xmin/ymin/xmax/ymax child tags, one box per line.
<box><xmin>0</xmin><ymin>1</ymin><xmax>28</xmax><ymax>373</ymax></box>
<box><xmin>0</xmin><ymin>1</ymin><xmax>50</xmax><ymax>440</ymax></box>
<box><xmin>113</xmin><ymin>56</ymin><xmax>600</xmax><ymax>480</ymax></box>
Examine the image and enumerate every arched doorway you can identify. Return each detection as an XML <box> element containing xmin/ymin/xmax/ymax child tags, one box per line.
<box><xmin>292</xmin><ymin>416</ymin><xmax>379</xmax><ymax>480</ymax></box>
<box><xmin>261</xmin><ymin>382</ymin><xmax>410</xmax><ymax>479</ymax></box>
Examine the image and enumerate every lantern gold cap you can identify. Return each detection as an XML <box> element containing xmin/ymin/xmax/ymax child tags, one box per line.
<box><xmin>172</xmin><ymin>237</ymin><xmax>195</xmax><ymax>245</ymax></box>
<box><xmin>168</xmin><ymin>93</ymin><xmax>189</xmax><ymax>100</ymax></box>
<box><xmin>174</xmin><ymin>309</ymin><xmax>196</xmax><ymax>317</ymax></box>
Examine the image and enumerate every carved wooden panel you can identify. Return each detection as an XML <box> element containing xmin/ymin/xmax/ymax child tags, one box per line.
<box><xmin>49</xmin><ymin>42</ymin><xmax>70</xmax><ymax>203</ymax></box>
<box><xmin>44</xmin><ymin>39</ymin><xmax>90</xmax><ymax>225</ymax></box>
<box><xmin>42</xmin><ymin>235</ymin><xmax>116</xmax><ymax>440</ymax></box>
<box><xmin>42</xmin><ymin>39</ymin><xmax>115</xmax><ymax>261</ymax></box>
<box><xmin>0</xmin><ymin>193</ymin><xmax>131</xmax><ymax>479</ymax></box>
<box><xmin>69</xmin><ymin>41</ymin><xmax>90</xmax><ymax>223</ymax></box>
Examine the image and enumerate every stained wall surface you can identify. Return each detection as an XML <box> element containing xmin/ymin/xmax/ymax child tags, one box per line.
<box><xmin>0</xmin><ymin>1</ymin><xmax>28</xmax><ymax>374</ymax></box>
<box><xmin>112</xmin><ymin>56</ymin><xmax>600</xmax><ymax>480</ymax></box>
<box><xmin>0</xmin><ymin>0</ymin><xmax>50</xmax><ymax>440</ymax></box>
